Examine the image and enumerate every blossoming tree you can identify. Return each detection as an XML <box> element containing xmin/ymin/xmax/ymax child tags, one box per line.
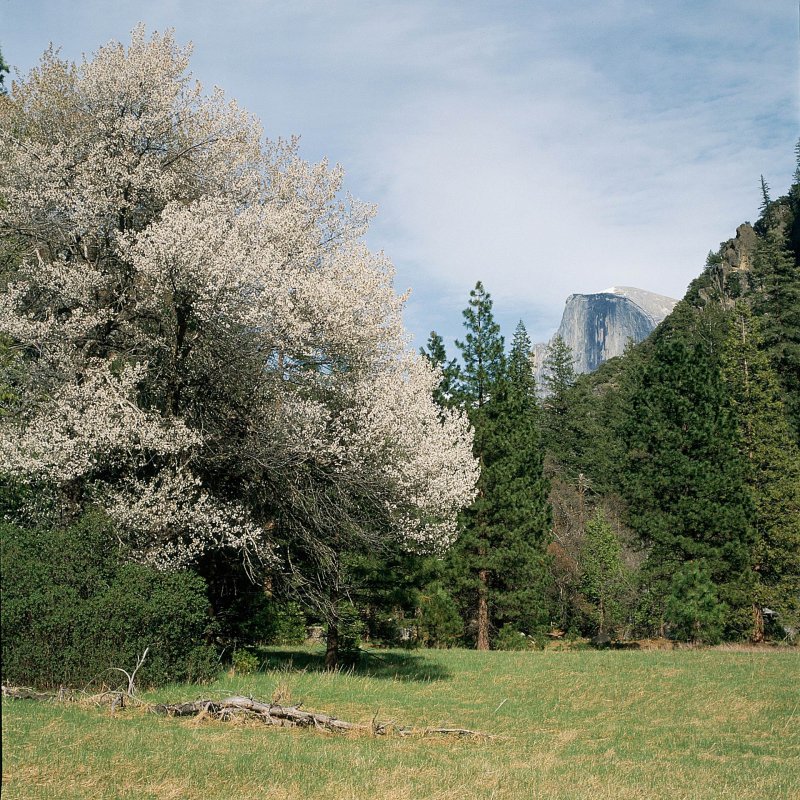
<box><xmin>0</xmin><ymin>28</ymin><xmax>477</xmax><ymax>662</ymax></box>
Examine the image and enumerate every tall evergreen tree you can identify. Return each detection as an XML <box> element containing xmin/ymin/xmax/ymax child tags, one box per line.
<box><xmin>542</xmin><ymin>335</ymin><xmax>577</xmax><ymax>399</ymax></box>
<box><xmin>449</xmin><ymin>312</ymin><xmax>551</xmax><ymax>648</ymax></box>
<box><xmin>541</xmin><ymin>335</ymin><xmax>578</xmax><ymax>458</ymax></box>
<box><xmin>455</xmin><ymin>281</ymin><xmax>505</xmax><ymax>409</ymax></box>
<box><xmin>449</xmin><ymin>283</ymin><xmax>506</xmax><ymax>649</ymax></box>
<box><xmin>722</xmin><ymin>302</ymin><xmax>800</xmax><ymax>638</ymax></box>
<box><xmin>621</xmin><ymin>302</ymin><xmax>755</xmax><ymax>637</ymax></box>
<box><xmin>486</xmin><ymin>323</ymin><xmax>552</xmax><ymax>636</ymax></box>
<box><xmin>419</xmin><ymin>330</ymin><xmax>461</xmax><ymax>411</ymax></box>
<box><xmin>751</xmin><ymin>167</ymin><xmax>800</xmax><ymax>442</ymax></box>
<box><xmin>507</xmin><ymin>321</ymin><xmax>536</xmax><ymax>399</ymax></box>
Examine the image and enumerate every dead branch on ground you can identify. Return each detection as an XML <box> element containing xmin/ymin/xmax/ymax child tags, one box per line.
<box><xmin>3</xmin><ymin>684</ymin><xmax>488</xmax><ymax>737</ymax></box>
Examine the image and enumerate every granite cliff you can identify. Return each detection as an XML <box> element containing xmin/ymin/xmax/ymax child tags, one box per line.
<box><xmin>534</xmin><ymin>286</ymin><xmax>677</xmax><ymax>386</ymax></box>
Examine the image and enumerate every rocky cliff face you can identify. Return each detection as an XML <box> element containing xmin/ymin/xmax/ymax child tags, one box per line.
<box><xmin>535</xmin><ymin>286</ymin><xmax>677</xmax><ymax>386</ymax></box>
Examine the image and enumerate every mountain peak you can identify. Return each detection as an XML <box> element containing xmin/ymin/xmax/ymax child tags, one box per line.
<box><xmin>535</xmin><ymin>287</ymin><xmax>677</xmax><ymax>387</ymax></box>
<box><xmin>599</xmin><ymin>286</ymin><xmax>678</xmax><ymax>325</ymax></box>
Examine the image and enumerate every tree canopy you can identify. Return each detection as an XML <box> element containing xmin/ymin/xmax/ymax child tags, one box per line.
<box><xmin>0</xmin><ymin>28</ymin><xmax>478</xmax><ymax>582</ymax></box>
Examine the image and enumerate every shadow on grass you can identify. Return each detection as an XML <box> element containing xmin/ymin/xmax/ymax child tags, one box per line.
<box><xmin>254</xmin><ymin>647</ymin><xmax>452</xmax><ymax>682</ymax></box>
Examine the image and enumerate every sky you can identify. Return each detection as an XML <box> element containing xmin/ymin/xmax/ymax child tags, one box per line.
<box><xmin>2</xmin><ymin>0</ymin><xmax>798</xmax><ymax>349</ymax></box>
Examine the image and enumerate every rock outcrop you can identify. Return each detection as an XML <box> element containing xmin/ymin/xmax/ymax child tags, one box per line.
<box><xmin>535</xmin><ymin>286</ymin><xmax>677</xmax><ymax>386</ymax></box>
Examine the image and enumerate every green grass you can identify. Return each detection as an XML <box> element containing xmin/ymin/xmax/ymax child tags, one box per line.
<box><xmin>3</xmin><ymin>646</ymin><xmax>799</xmax><ymax>799</ymax></box>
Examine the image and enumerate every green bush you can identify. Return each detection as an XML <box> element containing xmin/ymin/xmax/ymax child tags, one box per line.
<box><xmin>664</xmin><ymin>560</ymin><xmax>726</xmax><ymax>644</ymax></box>
<box><xmin>231</xmin><ymin>649</ymin><xmax>259</xmax><ymax>675</ymax></box>
<box><xmin>184</xmin><ymin>645</ymin><xmax>222</xmax><ymax>683</ymax></box>
<box><xmin>416</xmin><ymin>583</ymin><xmax>463</xmax><ymax>647</ymax></box>
<box><xmin>1</xmin><ymin>513</ymin><xmax>219</xmax><ymax>689</ymax></box>
<box><xmin>493</xmin><ymin>624</ymin><xmax>532</xmax><ymax>651</ymax></box>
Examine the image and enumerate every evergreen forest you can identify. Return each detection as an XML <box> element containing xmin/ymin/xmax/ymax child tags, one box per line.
<box><xmin>418</xmin><ymin>165</ymin><xmax>800</xmax><ymax>650</ymax></box>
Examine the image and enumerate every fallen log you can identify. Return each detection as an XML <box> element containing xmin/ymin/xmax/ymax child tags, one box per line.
<box><xmin>151</xmin><ymin>696</ymin><xmax>489</xmax><ymax>737</ymax></box>
<box><xmin>2</xmin><ymin>685</ymin><xmax>55</xmax><ymax>702</ymax></box>
<box><xmin>151</xmin><ymin>697</ymin><xmax>364</xmax><ymax>733</ymax></box>
<box><xmin>3</xmin><ymin>684</ymin><xmax>486</xmax><ymax>737</ymax></box>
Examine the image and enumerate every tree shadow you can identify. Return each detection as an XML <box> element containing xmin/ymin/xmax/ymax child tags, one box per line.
<box><xmin>255</xmin><ymin>647</ymin><xmax>452</xmax><ymax>682</ymax></box>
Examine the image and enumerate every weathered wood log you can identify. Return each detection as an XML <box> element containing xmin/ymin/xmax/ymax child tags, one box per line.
<box><xmin>151</xmin><ymin>696</ymin><xmax>486</xmax><ymax>736</ymax></box>
<box><xmin>2</xmin><ymin>685</ymin><xmax>55</xmax><ymax>702</ymax></box>
<box><xmin>3</xmin><ymin>684</ymin><xmax>486</xmax><ymax>737</ymax></box>
<box><xmin>152</xmin><ymin>697</ymin><xmax>364</xmax><ymax>732</ymax></box>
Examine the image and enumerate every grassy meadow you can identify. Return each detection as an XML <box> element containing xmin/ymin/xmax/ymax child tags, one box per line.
<box><xmin>3</xmin><ymin>646</ymin><xmax>799</xmax><ymax>800</ymax></box>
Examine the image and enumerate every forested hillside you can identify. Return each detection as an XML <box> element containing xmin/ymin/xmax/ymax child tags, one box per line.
<box><xmin>412</xmin><ymin>154</ymin><xmax>800</xmax><ymax>649</ymax></box>
<box><xmin>537</xmin><ymin>161</ymin><xmax>800</xmax><ymax>643</ymax></box>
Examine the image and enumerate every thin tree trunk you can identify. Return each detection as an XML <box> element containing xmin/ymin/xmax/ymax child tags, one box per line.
<box><xmin>325</xmin><ymin>618</ymin><xmax>339</xmax><ymax>670</ymax></box>
<box><xmin>598</xmin><ymin>596</ymin><xmax>605</xmax><ymax>635</ymax></box>
<box><xmin>325</xmin><ymin>577</ymin><xmax>340</xmax><ymax>670</ymax></box>
<box><xmin>752</xmin><ymin>603</ymin><xmax>764</xmax><ymax>643</ymax></box>
<box><xmin>476</xmin><ymin>569</ymin><xmax>490</xmax><ymax>651</ymax></box>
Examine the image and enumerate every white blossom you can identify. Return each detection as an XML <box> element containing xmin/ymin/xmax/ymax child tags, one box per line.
<box><xmin>105</xmin><ymin>469</ymin><xmax>272</xmax><ymax>570</ymax></box>
<box><xmin>0</xmin><ymin>361</ymin><xmax>197</xmax><ymax>483</ymax></box>
<box><xmin>0</xmin><ymin>26</ymin><xmax>477</xmax><ymax>567</ymax></box>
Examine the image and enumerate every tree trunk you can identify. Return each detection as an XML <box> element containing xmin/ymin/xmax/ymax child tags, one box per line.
<box><xmin>598</xmin><ymin>596</ymin><xmax>605</xmax><ymax>635</ymax></box>
<box><xmin>752</xmin><ymin>603</ymin><xmax>764</xmax><ymax>643</ymax></box>
<box><xmin>325</xmin><ymin>579</ymin><xmax>340</xmax><ymax>670</ymax></box>
<box><xmin>325</xmin><ymin>620</ymin><xmax>339</xmax><ymax>670</ymax></box>
<box><xmin>476</xmin><ymin>569</ymin><xmax>490</xmax><ymax>651</ymax></box>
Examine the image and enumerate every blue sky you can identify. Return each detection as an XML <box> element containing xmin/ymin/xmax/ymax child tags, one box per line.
<box><xmin>2</xmin><ymin>0</ymin><xmax>797</xmax><ymax>349</ymax></box>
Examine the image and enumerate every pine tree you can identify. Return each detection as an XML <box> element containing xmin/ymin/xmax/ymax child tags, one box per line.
<box><xmin>455</xmin><ymin>282</ymin><xmax>506</xmax><ymax>409</ymax></box>
<box><xmin>449</xmin><ymin>283</ymin><xmax>506</xmax><ymax>648</ymax></box>
<box><xmin>751</xmin><ymin>167</ymin><xmax>800</xmax><ymax>442</ymax></box>
<box><xmin>449</xmin><ymin>312</ymin><xmax>551</xmax><ymax>648</ymax></box>
<box><xmin>419</xmin><ymin>330</ymin><xmax>461</xmax><ymax>411</ymax></box>
<box><xmin>507</xmin><ymin>321</ymin><xmax>536</xmax><ymax>399</ymax></box>
<box><xmin>722</xmin><ymin>302</ymin><xmax>800</xmax><ymax>638</ymax></box>
<box><xmin>542</xmin><ymin>335</ymin><xmax>577</xmax><ymax>399</ymax></box>
<box><xmin>664</xmin><ymin>560</ymin><xmax>726</xmax><ymax>644</ymax></box>
<box><xmin>759</xmin><ymin>175</ymin><xmax>772</xmax><ymax>220</ymax></box>
<box><xmin>486</xmin><ymin>323</ymin><xmax>552</xmax><ymax>636</ymax></box>
<box><xmin>541</xmin><ymin>335</ymin><xmax>578</xmax><ymax>458</ymax></box>
<box><xmin>621</xmin><ymin>302</ymin><xmax>755</xmax><ymax>637</ymax></box>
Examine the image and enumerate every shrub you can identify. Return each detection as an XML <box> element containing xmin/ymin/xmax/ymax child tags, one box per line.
<box><xmin>231</xmin><ymin>649</ymin><xmax>260</xmax><ymax>675</ymax></box>
<box><xmin>416</xmin><ymin>583</ymin><xmax>463</xmax><ymax>647</ymax></box>
<box><xmin>493</xmin><ymin>624</ymin><xmax>532</xmax><ymax>651</ymax></box>
<box><xmin>664</xmin><ymin>560</ymin><xmax>726</xmax><ymax>644</ymax></box>
<box><xmin>579</xmin><ymin>510</ymin><xmax>630</xmax><ymax>637</ymax></box>
<box><xmin>1</xmin><ymin>513</ymin><xmax>219</xmax><ymax>688</ymax></box>
<box><xmin>184</xmin><ymin>645</ymin><xmax>222</xmax><ymax>683</ymax></box>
